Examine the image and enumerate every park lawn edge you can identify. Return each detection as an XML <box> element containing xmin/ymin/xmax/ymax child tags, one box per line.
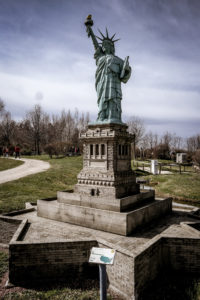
<box><xmin>0</xmin><ymin>157</ymin><xmax>24</xmax><ymax>172</ymax></box>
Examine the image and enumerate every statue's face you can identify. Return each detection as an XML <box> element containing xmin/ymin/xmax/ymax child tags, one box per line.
<box><xmin>102</xmin><ymin>40</ymin><xmax>114</xmax><ymax>54</ymax></box>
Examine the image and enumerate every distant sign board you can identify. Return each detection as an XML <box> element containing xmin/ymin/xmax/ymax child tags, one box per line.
<box><xmin>89</xmin><ymin>247</ymin><xmax>116</xmax><ymax>265</ymax></box>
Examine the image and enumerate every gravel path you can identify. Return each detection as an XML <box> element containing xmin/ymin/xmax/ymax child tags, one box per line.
<box><xmin>0</xmin><ymin>158</ymin><xmax>50</xmax><ymax>184</ymax></box>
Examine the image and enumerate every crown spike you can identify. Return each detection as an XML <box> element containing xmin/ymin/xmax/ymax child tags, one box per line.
<box><xmin>113</xmin><ymin>38</ymin><xmax>120</xmax><ymax>43</ymax></box>
<box><xmin>98</xmin><ymin>28</ymin><xmax>105</xmax><ymax>39</ymax></box>
<box><xmin>97</xmin><ymin>27</ymin><xmax>120</xmax><ymax>44</ymax></box>
<box><xmin>111</xmin><ymin>33</ymin><xmax>116</xmax><ymax>40</ymax></box>
<box><xmin>95</xmin><ymin>35</ymin><xmax>103</xmax><ymax>41</ymax></box>
<box><xmin>106</xmin><ymin>27</ymin><xmax>109</xmax><ymax>38</ymax></box>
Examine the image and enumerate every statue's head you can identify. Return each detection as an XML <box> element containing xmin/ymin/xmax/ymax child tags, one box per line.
<box><xmin>102</xmin><ymin>39</ymin><xmax>115</xmax><ymax>54</ymax></box>
<box><xmin>96</xmin><ymin>28</ymin><xmax>120</xmax><ymax>55</ymax></box>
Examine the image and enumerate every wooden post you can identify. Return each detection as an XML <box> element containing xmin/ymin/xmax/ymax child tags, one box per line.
<box><xmin>179</xmin><ymin>164</ymin><xmax>181</xmax><ymax>174</ymax></box>
<box><xmin>159</xmin><ymin>164</ymin><xmax>161</xmax><ymax>174</ymax></box>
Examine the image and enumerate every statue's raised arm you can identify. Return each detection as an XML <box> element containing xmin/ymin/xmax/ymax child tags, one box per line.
<box><xmin>84</xmin><ymin>15</ymin><xmax>132</xmax><ymax>124</ymax></box>
<box><xmin>84</xmin><ymin>15</ymin><xmax>100</xmax><ymax>51</ymax></box>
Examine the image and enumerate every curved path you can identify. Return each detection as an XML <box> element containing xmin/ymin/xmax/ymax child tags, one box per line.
<box><xmin>0</xmin><ymin>158</ymin><xmax>50</xmax><ymax>184</ymax></box>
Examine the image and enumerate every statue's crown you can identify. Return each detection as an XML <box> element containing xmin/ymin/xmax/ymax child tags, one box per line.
<box><xmin>96</xmin><ymin>28</ymin><xmax>120</xmax><ymax>45</ymax></box>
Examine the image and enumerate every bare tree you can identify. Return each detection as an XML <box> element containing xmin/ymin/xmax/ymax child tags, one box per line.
<box><xmin>171</xmin><ymin>134</ymin><xmax>183</xmax><ymax>151</ymax></box>
<box><xmin>26</xmin><ymin>104</ymin><xmax>48</xmax><ymax>155</ymax></box>
<box><xmin>51</xmin><ymin>110</ymin><xmax>68</xmax><ymax>144</ymax></box>
<box><xmin>13</xmin><ymin>120</ymin><xmax>33</xmax><ymax>153</ymax></box>
<box><xmin>0</xmin><ymin>112</ymin><xmax>16</xmax><ymax>146</ymax></box>
<box><xmin>187</xmin><ymin>134</ymin><xmax>200</xmax><ymax>153</ymax></box>
<box><xmin>161</xmin><ymin>132</ymin><xmax>172</xmax><ymax>148</ymax></box>
<box><xmin>65</xmin><ymin>110</ymin><xmax>75</xmax><ymax>141</ymax></box>
<box><xmin>0</xmin><ymin>98</ymin><xmax>5</xmax><ymax>115</ymax></box>
<box><xmin>127</xmin><ymin>116</ymin><xmax>145</xmax><ymax>159</ymax></box>
<box><xmin>140</xmin><ymin>131</ymin><xmax>159</xmax><ymax>159</ymax></box>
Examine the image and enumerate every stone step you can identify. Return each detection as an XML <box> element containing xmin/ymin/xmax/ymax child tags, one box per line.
<box><xmin>57</xmin><ymin>189</ymin><xmax>155</xmax><ymax>212</ymax></box>
<box><xmin>37</xmin><ymin>197</ymin><xmax>172</xmax><ymax>236</ymax></box>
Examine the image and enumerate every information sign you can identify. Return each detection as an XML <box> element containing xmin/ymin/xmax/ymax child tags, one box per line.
<box><xmin>89</xmin><ymin>247</ymin><xmax>116</xmax><ymax>265</ymax></box>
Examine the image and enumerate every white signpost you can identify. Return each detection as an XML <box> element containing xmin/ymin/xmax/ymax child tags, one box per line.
<box><xmin>151</xmin><ymin>159</ymin><xmax>158</xmax><ymax>175</ymax></box>
<box><xmin>89</xmin><ymin>247</ymin><xmax>116</xmax><ymax>300</ymax></box>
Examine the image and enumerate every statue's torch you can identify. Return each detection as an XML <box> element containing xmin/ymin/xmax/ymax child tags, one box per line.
<box><xmin>84</xmin><ymin>14</ymin><xmax>94</xmax><ymax>37</ymax></box>
<box><xmin>84</xmin><ymin>15</ymin><xmax>99</xmax><ymax>50</ymax></box>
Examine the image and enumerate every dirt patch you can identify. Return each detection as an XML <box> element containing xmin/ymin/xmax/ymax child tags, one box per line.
<box><xmin>0</xmin><ymin>269</ymin><xmax>26</xmax><ymax>299</ymax></box>
<box><xmin>0</xmin><ymin>220</ymin><xmax>19</xmax><ymax>244</ymax></box>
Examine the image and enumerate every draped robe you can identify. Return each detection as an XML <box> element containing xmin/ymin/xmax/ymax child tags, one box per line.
<box><xmin>95</xmin><ymin>52</ymin><xmax>131</xmax><ymax>122</ymax></box>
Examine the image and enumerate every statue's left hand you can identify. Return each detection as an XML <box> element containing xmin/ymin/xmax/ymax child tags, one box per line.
<box><xmin>125</xmin><ymin>59</ymin><xmax>130</xmax><ymax>71</ymax></box>
<box><xmin>126</xmin><ymin>64</ymin><xmax>130</xmax><ymax>71</ymax></box>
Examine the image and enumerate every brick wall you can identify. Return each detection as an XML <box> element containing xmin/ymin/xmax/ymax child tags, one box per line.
<box><xmin>9</xmin><ymin>240</ymin><xmax>98</xmax><ymax>285</ymax></box>
<box><xmin>98</xmin><ymin>241</ymin><xmax>135</xmax><ymax>300</ymax></box>
<box><xmin>134</xmin><ymin>236</ymin><xmax>200</xmax><ymax>299</ymax></box>
<box><xmin>134</xmin><ymin>237</ymin><xmax>164</xmax><ymax>298</ymax></box>
<box><xmin>164</xmin><ymin>237</ymin><xmax>200</xmax><ymax>273</ymax></box>
<box><xmin>8</xmin><ymin>219</ymin><xmax>200</xmax><ymax>299</ymax></box>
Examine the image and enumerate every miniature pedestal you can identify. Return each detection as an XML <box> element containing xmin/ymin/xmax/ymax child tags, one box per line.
<box><xmin>37</xmin><ymin>123</ymin><xmax>171</xmax><ymax>235</ymax></box>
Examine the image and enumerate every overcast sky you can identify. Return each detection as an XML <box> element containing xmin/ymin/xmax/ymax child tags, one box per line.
<box><xmin>0</xmin><ymin>0</ymin><xmax>200</xmax><ymax>137</ymax></box>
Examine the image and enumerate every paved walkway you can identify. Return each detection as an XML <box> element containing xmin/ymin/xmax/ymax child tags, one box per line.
<box><xmin>0</xmin><ymin>158</ymin><xmax>50</xmax><ymax>184</ymax></box>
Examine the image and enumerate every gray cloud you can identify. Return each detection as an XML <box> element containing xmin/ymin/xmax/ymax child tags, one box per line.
<box><xmin>0</xmin><ymin>0</ymin><xmax>199</xmax><ymax>137</ymax></box>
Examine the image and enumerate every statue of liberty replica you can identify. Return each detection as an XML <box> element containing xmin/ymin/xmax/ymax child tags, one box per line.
<box><xmin>72</xmin><ymin>15</ymin><xmax>139</xmax><ymax>202</ymax></box>
<box><xmin>36</xmin><ymin>16</ymin><xmax>170</xmax><ymax>240</ymax></box>
<box><xmin>85</xmin><ymin>15</ymin><xmax>131</xmax><ymax>124</ymax></box>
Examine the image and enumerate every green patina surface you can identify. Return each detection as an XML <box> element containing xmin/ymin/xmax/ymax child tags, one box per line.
<box><xmin>85</xmin><ymin>15</ymin><xmax>131</xmax><ymax>124</ymax></box>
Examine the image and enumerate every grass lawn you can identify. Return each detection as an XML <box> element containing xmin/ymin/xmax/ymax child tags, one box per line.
<box><xmin>0</xmin><ymin>155</ymin><xmax>199</xmax><ymax>213</ymax></box>
<box><xmin>133</xmin><ymin>160</ymin><xmax>200</xmax><ymax>207</ymax></box>
<box><xmin>3</xmin><ymin>288</ymin><xmax>100</xmax><ymax>300</ymax></box>
<box><xmin>0</xmin><ymin>157</ymin><xmax>24</xmax><ymax>172</ymax></box>
<box><xmin>0</xmin><ymin>155</ymin><xmax>82</xmax><ymax>214</ymax></box>
<box><xmin>3</xmin><ymin>289</ymin><xmax>99</xmax><ymax>300</ymax></box>
<box><xmin>145</xmin><ymin>173</ymin><xmax>200</xmax><ymax>206</ymax></box>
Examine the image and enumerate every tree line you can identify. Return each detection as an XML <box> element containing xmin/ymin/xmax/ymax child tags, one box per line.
<box><xmin>0</xmin><ymin>99</ymin><xmax>89</xmax><ymax>157</ymax></box>
<box><xmin>0</xmin><ymin>98</ymin><xmax>199</xmax><ymax>164</ymax></box>
<box><xmin>127</xmin><ymin>116</ymin><xmax>200</xmax><ymax>164</ymax></box>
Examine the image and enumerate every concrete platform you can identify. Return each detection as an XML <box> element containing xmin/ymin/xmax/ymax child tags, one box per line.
<box><xmin>37</xmin><ymin>196</ymin><xmax>172</xmax><ymax>236</ymax></box>
<box><xmin>57</xmin><ymin>189</ymin><xmax>155</xmax><ymax>212</ymax></box>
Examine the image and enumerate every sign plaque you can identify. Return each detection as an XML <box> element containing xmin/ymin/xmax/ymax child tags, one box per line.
<box><xmin>89</xmin><ymin>247</ymin><xmax>116</xmax><ymax>265</ymax></box>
